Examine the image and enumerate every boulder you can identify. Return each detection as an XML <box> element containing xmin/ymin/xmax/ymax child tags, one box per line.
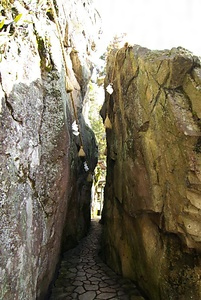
<box><xmin>0</xmin><ymin>1</ymin><xmax>99</xmax><ymax>299</ymax></box>
<box><xmin>101</xmin><ymin>45</ymin><xmax>201</xmax><ymax>300</ymax></box>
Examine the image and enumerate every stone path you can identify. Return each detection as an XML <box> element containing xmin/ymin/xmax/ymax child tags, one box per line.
<box><xmin>49</xmin><ymin>219</ymin><xmax>146</xmax><ymax>300</ymax></box>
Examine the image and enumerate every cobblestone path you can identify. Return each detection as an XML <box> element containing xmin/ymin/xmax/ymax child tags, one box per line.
<box><xmin>49</xmin><ymin>219</ymin><xmax>145</xmax><ymax>300</ymax></box>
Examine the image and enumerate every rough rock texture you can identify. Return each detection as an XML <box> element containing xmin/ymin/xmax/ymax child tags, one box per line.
<box><xmin>101</xmin><ymin>45</ymin><xmax>201</xmax><ymax>300</ymax></box>
<box><xmin>0</xmin><ymin>1</ymin><xmax>99</xmax><ymax>299</ymax></box>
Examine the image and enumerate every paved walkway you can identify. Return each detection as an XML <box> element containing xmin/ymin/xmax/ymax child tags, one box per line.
<box><xmin>49</xmin><ymin>219</ymin><xmax>145</xmax><ymax>300</ymax></box>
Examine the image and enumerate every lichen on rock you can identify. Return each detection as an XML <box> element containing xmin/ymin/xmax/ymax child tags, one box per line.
<box><xmin>101</xmin><ymin>45</ymin><xmax>201</xmax><ymax>300</ymax></box>
<box><xmin>0</xmin><ymin>0</ymin><xmax>100</xmax><ymax>299</ymax></box>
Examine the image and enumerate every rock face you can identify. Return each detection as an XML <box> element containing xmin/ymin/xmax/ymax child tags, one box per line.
<box><xmin>0</xmin><ymin>1</ymin><xmax>99</xmax><ymax>299</ymax></box>
<box><xmin>101</xmin><ymin>45</ymin><xmax>201</xmax><ymax>300</ymax></box>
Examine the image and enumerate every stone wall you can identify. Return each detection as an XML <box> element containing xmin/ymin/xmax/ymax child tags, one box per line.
<box><xmin>0</xmin><ymin>1</ymin><xmax>99</xmax><ymax>299</ymax></box>
<box><xmin>101</xmin><ymin>45</ymin><xmax>201</xmax><ymax>300</ymax></box>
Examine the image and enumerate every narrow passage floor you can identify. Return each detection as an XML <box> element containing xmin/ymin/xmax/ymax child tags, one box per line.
<box><xmin>49</xmin><ymin>219</ymin><xmax>145</xmax><ymax>300</ymax></box>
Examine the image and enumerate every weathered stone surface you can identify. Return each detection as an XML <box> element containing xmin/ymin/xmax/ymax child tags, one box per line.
<box><xmin>101</xmin><ymin>45</ymin><xmax>201</xmax><ymax>300</ymax></box>
<box><xmin>79</xmin><ymin>291</ymin><xmax>96</xmax><ymax>300</ymax></box>
<box><xmin>0</xmin><ymin>1</ymin><xmax>99</xmax><ymax>299</ymax></box>
<box><xmin>49</xmin><ymin>220</ymin><xmax>144</xmax><ymax>300</ymax></box>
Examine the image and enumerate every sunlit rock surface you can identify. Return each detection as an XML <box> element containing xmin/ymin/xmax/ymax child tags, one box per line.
<box><xmin>0</xmin><ymin>1</ymin><xmax>99</xmax><ymax>299</ymax></box>
<box><xmin>101</xmin><ymin>45</ymin><xmax>201</xmax><ymax>300</ymax></box>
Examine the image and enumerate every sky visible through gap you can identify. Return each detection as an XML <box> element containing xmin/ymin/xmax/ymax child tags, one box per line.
<box><xmin>94</xmin><ymin>0</ymin><xmax>201</xmax><ymax>56</ymax></box>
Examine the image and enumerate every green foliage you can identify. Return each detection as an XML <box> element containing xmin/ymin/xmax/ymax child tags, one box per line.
<box><xmin>107</xmin><ymin>33</ymin><xmax>127</xmax><ymax>53</ymax></box>
<box><xmin>0</xmin><ymin>0</ymin><xmax>50</xmax><ymax>62</ymax></box>
<box><xmin>88</xmin><ymin>81</ymin><xmax>106</xmax><ymax>161</ymax></box>
<box><xmin>0</xmin><ymin>18</ymin><xmax>5</xmax><ymax>29</ymax></box>
<box><xmin>89</xmin><ymin>111</ymin><xmax>106</xmax><ymax>161</ymax></box>
<box><xmin>1</xmin><ymin>0</ymin><xmax>14</xmax><ymax>10</ymax></box>
<box><xmin>0</xmin><ymin>2</ymin><xmax>26</xmax><ymax>61</ymax></box>
<box><xmin>87</xmin><ymin>80</ymin><xmax>106</xmax><ymax>181</ymax></box>
<box><xmin>14</xmin><ymin>13</ymin><xmax>22</xmax><ymax>23</ymax></box>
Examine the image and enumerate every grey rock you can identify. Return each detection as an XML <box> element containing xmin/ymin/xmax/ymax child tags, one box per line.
<box><xmin>79</xmin><ymin>291</ymin><xmax>96</xmax><ymax>300</ymax></box>
<box><xmin>0</xmin><ymin>0</ymin><xmax>100</xmax><ymax>299</ymax></box>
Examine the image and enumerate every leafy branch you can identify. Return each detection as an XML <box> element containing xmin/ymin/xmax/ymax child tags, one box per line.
<box><xmin>0</xmin><ymin>0</ymin><xmax>51</xmax><ymax>61</ymax></box>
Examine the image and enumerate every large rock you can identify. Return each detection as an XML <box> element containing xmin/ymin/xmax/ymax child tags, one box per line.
<box><xmin>0</xmin><ymin>1</ymin><xmax>99</xmax><ymax>299</ymax></box>
<box><xmin>101</xmin><ymin>45</ymin><xmax>201</xmax><ymax>300</ymax></box>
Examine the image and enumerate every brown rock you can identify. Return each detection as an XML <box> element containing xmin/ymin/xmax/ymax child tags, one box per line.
<box><xmin>102</xmin><ymin>46</ymin><xmax>201</xmax><ymax>300</ymax></box>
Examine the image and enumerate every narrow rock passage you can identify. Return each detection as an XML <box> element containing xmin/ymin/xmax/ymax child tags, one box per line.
<box><xmin>49</xmin><ymin>219</ymin><xmax>145</xmax><ymax>300</ymax></box>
